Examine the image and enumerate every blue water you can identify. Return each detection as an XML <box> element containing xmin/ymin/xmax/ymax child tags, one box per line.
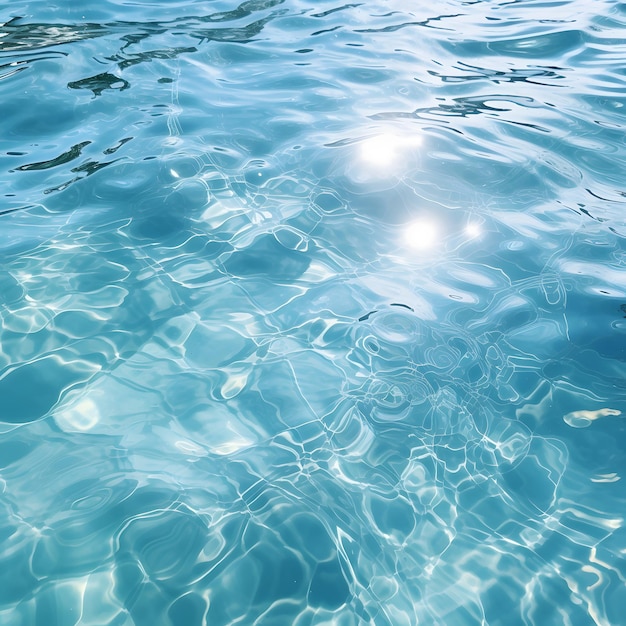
<box><xmin>1</xmin><ymin>1</ymin><xmax>625</xmax><ymax>624</ymax></box>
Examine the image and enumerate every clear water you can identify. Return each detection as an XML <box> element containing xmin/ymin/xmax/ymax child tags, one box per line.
<box><xmin>1</xmin><ymin>1</ymin><xmax>625</xmax><ymax>624</ymax></box>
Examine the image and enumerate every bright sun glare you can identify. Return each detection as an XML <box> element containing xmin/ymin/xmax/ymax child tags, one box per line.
<box><xmin>359</xmin><ymin>132</ymin><xmax>422</xmax><ymax>168</ymax></box>
<box><xmin>465</xmin><ymin>222</ymin><xmax>482</xmax><ymax>238</ymax></box>
<box><xmin>357</xmin><ymin>131</ymin><xmax>483</xmax><ymax>253</ymax></box>
<box><xmin>403</xmin><ymin>219</ymin><xmax>439</xmax><ymax>250</ymax></box>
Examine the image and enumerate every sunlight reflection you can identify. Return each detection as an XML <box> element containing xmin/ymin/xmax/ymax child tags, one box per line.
<box><xmin>399</xmin><ymin>215</ymin><xmax>485</xmax><ymax>259</ymax></box>
<box><xmin>563</xmin><ymin>407</ymin><xmax>622</xmax><ymax>429</ymax></box>
<box><xmin>358</xmin><ymin>132</ymin><xmax>422</xmax><ymax>169</ymax></box>
<box><xmin>403</xmin><ymin>218</ymin><xmax>440</xmax><ymax>251</ymax></box>
<box><xmin>465</xmin><ymin>222</ymin><xmax>482</xmax><ymax>238</ymax></box>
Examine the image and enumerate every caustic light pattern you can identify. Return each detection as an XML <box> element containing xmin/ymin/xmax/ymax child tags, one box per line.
<box><xmin>0</xmin><ymin>1</ymin><xmax>625</xmax><ymax>625</ymax></box>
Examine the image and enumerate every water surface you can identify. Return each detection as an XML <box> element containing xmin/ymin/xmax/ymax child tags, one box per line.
<box><xmin>1</xmin><ymin>1</ymin><xmax>625</xmax><ymax>625</ymax></box>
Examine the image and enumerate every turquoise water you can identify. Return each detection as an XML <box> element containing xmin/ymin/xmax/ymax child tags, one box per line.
<box><xmin>1</xmin><ymin>0</ymin><xmax>625</xmax><ymax>624</ymax></box>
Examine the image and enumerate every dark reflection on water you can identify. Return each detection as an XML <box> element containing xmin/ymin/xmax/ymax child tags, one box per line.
<box><xmin>428</xmin><ymin>62</ymin><xmax>566</xmax><ymax>85</ymax></box>
<box><xmin>14</xmin><ymin>141</ymin><xmax>91</xmax><ymax>171</ymax></box>
<box><xmin>68</xmin><ymin>72</ymin><xmax>130</xmax><ymax>96</ymax></box>
<box><xmin>0</xmin><ymin>50</ymin><xmax>68</xmax><ymax>80</ymax></box>
<box><xmin>0</xmin><ymin>1</ymin><xmax>285</xmax><ymax>53</ymax></box>
<box><xmin>0</xmin><ymin>16</ymin><xmax>108</xmax><ymax>52</ymax></box>
<box><xmin>371</xmin><ymin>94</ymin><xmax>546</xmax><ymax>122</ymax></box>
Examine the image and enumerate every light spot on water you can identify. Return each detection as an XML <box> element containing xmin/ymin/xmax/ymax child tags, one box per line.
<box><xmin>55</xmin><ymin>397</ymin><xmax>100</xmax><ymax>432</ymax></box>
<box><xmin>563</xmin><ymin>407</ymin><xmax>622</xmax><ymax>428</ymax></box>
<box><xmin>403</xmin><ymin>218</ymin><xmax>439</xmax><ymax>251</ymax></box>
<box><xmin>465</xmin><ymin>222</ymin><xmax>482</xmax><ymax>238</ymax></box>
<box><xmin>221</xmin><ymin>371</ymin><xmax>248</xmax><ymax>399</ymax></box>
<box><xmin>211</xmin><ymin>439</ymin><xmax>255</xmax><ymax>456</ymax></box>
<box><xmin>174</xmin><ymin>440</ymin><xmax>207</xmax><ymax>457</ymax></box>
<box><xmin>590</xmin><ymin>473</ymin><xmax>620</xmax><ymax>483</ymax></box>
<box><xmin>358</xmin><ymin>132</ymin><xmax>422</xmax><ymax>170</ymax></box>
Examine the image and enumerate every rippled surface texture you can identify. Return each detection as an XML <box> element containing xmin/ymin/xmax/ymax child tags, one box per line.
<box><xmin>1</xmin><ymin>1</ymin><xmax>626</xmax><ymax>624</ymax></box>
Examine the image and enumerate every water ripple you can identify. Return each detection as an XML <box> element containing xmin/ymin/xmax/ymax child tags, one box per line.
<box><xmin>1</xmin><ymin>0</ymin><xmax>625</xmax><ymax>624</ymax></box>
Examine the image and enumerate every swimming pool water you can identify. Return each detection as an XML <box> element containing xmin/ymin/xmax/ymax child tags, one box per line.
<box><xmin>1</xmin><ymin>1</ymin><xmax>625</xmax><ymax>624</ymax></box>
